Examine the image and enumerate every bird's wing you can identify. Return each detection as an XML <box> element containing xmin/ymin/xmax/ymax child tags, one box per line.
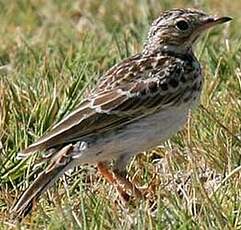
<box><xmin>19</xmin><ymin>54</ymin><xmax>186</xmax><ymax>156</ymax></box>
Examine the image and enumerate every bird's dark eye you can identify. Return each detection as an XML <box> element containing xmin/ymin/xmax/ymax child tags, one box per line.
<box><xmin>175</xmin><ymin>20</ymin><xmax>189</xmax><ymax>31</ymax></box>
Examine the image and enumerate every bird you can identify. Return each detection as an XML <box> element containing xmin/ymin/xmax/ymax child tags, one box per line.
<box><xmin>11</xmin><ymin>8</ymin><xmax>231</xmax><ymax>219</ymax></box>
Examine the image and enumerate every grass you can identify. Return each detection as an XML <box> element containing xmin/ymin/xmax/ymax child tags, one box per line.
<box><xmin>0</xmin><ymin>0</ymin><xmax>241</xmax><ymax>229</ymax></box>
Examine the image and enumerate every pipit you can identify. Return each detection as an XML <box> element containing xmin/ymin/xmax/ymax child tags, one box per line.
<box><xmin>12</xmin><ymin>8</ymin><xmax>231</xmax><ymax>218</ymax></box>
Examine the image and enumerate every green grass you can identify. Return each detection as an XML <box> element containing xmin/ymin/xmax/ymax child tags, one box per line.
<box><xmin>0</xmin><ymin>0</ymin><xmax>241</xmax><ymax>229</ymax></box>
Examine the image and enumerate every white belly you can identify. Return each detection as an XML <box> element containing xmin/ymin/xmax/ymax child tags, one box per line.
<box><xmin>77</xmin><ymin>104</ymin><xmax>190</xmax><ymax>163</ymax></box>
<box><xmin>106</xmin><ymin>106</ymin><xmax>188</xmax><ymax>154</ymax></box>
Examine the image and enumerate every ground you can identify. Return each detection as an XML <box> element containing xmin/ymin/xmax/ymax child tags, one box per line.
<box><xmin>0</xmin><ymin>0</ymin><xmax>241</xmax><ymax>229</ymax></box>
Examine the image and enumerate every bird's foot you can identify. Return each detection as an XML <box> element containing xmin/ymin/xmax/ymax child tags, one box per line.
<box><xmin>97</xmin><ymin>162</ymin><xmax>142</xmax><ymax>202</ymax></box>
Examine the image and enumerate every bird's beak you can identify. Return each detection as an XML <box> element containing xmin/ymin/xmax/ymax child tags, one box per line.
<box><xmin>189</xmin><ymin>15</ymin><xmax>232</xmax><ymax>46</ymax></box>
<box><xmin>198</xmin><ymin>16</ymin><xmax>232</xmax><ymax>31</ymax></box>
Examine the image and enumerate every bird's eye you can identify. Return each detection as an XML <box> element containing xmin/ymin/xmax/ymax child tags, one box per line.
<box><xmin>175</xmin><ymin>20</ymin><xmax>189</xmax><ymax>31</ymax></box>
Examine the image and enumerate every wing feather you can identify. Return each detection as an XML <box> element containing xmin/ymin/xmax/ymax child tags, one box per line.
<box><xmin>20</xmin><ymin>54</ymin><xmax>186</xmax><ymax>156</ymax></box>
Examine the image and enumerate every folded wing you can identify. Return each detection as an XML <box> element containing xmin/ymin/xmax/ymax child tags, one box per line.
<box><xmin>20</xmin><ymin>54</ymin><xmax>185</xmax><ymax>156</ymax></box>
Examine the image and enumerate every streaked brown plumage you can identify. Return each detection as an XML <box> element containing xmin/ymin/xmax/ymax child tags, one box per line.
<box><xmin>12</xmin><ymin>8</ymin><xmax>231</xmax><ymax>219</ymax></box>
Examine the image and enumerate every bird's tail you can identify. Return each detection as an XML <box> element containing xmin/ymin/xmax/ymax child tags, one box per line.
<box><xmin>11</xmin><ymin>144</ymin><xmax>74</xmax><ymax>219</ymax></box>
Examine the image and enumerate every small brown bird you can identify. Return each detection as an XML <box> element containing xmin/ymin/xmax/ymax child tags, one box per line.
<box><xmin>12</xmin><ymin>8</ymin><xmax>231</xmax><ymax>218</ymax></box>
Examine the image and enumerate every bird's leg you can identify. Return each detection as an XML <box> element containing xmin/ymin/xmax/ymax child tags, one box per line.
<box><xmin>113</xmin><ymin>168</ymin><xmax>142</xmax><ymax>200</ymax></box>
<box><xmin>113</xmin><ymin>153</ymin><xmax>142</xmax><ymax>199</ymax></box>
<box><xmin>97</xmin><ymin>162</ymin><xmax>116</xmax><ymax>184</ymax></box>
<box><xmin>113</xmin><ymin>155</ymin><xmax>142</xmax><ymax>200</ymax></box>
<box><xmin>97</xmin><ymin>162</ymin><xmax>129</xmax><ymax>200</ymax></box>
<box><xmin>97</xmin><ymin>161</ymin><xmax>142</xmax><ymax>202</ymax></box>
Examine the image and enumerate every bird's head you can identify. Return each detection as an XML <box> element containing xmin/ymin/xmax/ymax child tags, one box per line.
<box><xmin>143</xmin><ymin>9</ymin><xmax>232</xmax><ymax>54</ymax></box>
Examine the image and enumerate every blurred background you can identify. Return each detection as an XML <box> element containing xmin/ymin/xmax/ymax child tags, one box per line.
<box><xmin>0</xmin><ymin>0</ymin><xmax>240</xmax><ymax>229</ymax></box>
